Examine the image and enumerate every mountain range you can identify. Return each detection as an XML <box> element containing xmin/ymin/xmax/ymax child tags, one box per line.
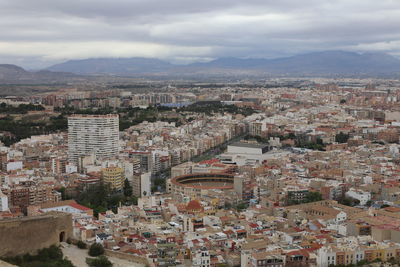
<box><xmin>47</xmin><ymin>51</ymin><xmax>400</xmax><ymax>77</ymax></box>
<box><xmin>1</xmin><ymin>51</ymin><xmax>400</xmax><ymax>84</ymax></box>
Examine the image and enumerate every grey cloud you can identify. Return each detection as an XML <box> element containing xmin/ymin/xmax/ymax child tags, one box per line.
<box><xmin>0</xmin><ymin>0</ymin><xmax>399</xmax><ymax>68</ymax></box>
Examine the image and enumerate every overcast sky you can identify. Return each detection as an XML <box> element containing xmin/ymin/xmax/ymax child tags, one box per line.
<box><xmin>0</xmin><ymin>0</ymin><xmax>400</xmax><ymax>69</ymax></box>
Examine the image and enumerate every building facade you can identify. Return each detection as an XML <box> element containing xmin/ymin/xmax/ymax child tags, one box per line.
<box><xmin>68</xmin><ymin>114</ymin><xmax>119</xmax><ymax>165</ymax></box>
<box><xmin>102</xmin><ymin>167</ymin><xmax>125</xmax><ymax>191</ymax></box>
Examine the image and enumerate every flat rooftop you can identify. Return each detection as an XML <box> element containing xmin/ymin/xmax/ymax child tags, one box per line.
<box><xmin>229</xmin><ymin>142</ymin><xmax>269</xmax><ymax>149</ymax></box>
<box><xmin>68</xmin><ymin>114</ymin><xmax>119</xmax><ymax>118</ymax></box>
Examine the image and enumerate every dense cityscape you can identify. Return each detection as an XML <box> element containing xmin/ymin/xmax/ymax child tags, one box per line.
<box><xmin>0</xmin><ymin>78</ymin><xmax>399</xmax><ymax>267</ymax></box>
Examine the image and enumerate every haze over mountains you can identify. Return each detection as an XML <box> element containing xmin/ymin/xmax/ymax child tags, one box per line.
<box><xmin>47</xmin><ymin>51</ymin><xmax>400</xmax><ymax>77</ymax></box>
<box><xmin>1</xmin><ymin>51</ymin><xmax>400</xmax><ymax>84</ymax></box>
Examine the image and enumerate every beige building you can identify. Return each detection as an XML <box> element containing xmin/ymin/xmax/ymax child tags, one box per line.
<box><xmin>102</xmin><ymin>167</ymin><xmax>125</xmax><ymax>191</ymax></box>
<box><xmin>132</xmin><ymin>172</ymin><xmax>151</xmax><ymax>197</ymax></box>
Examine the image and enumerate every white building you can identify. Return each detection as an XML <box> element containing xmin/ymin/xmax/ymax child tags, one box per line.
<box><xmin>227</xmin><ymin>142</ymin><xmax>269</xmax><ymax>155</ymax></box>
<box><xmin>95</xmin><ymin>233</ymin><xmax>112</xmax><ymax>244</ymax></box>
<box><xmin>68</xmin><ymin>114</ymin><xmax>119</xmax><ymax>165</ymax></box>
<box><xmin>40</xmin><ymin>200</ymin><xmax>92</xmax><ymax>216</ymax></box>
<box><xmin>192</xmin><ymin>248</ymin><xmax>211</xmax><ymax>267</ymax></box>
<box><xmin>316</xmin><ymin>246</ymin><xmax>337</xmax><ymax>267</ymax></box>
<box><xmin>0</xmin><ymin>190</ymin><xmax>9</xmax><ymax>212</ymax></box>
<box><xmin>345</xmin><ymin>188</ymin><xmax>371</xmax><ymax>205</ymax></box>
<box><xmin>6</xmin><ymin>161</ymin><xmax>23</xmax><ymax>172</ymax></box>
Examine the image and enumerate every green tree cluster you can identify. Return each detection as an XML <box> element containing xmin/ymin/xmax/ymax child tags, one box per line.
<box><xmin>236</xmin><ymin>202</ymin><xmax>248</xmax><ymax>211</ymax></box>
<box><xmin>77</xmin><ymin>183</ymin><xmax>138</xmax><ymax>217</ymax></box>
<box><xmin>296</xmin><ymin>137</ymin><xmax>326</xmax><ymax>151</ymax></box>
<box><xmin>179</xmin><ymin>102</ymin><xmax>255</xmax><ymax>116</ymax></box>
<box><xmin>0</xmin><ymin>103</ymin><xmax>45</xmax><ymax>114</ymax></box>
<box><xmin>86</xmin><ymin>256</ymin><xmax>113</xmax><ymax>267</ymax></box>
<box><xmin>335</xmin><ymin>132</ymin><xmax>350</xmax><ymax>143</ymax></box>
<box><xmin>0</xmin><ymin>114</ymin><xmax>68</xmax><ymax>146</ymax></box>
<box><xmin>2</xmin><ymin>245</ymin><xmax>74</xmax><ymax>267</ymax></box>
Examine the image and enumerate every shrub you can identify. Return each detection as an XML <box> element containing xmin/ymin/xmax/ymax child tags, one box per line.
<box><xmin>36</xmin><ymin>245</ymin><xmax>63</xmax><ymax>261</ymax></box>
<box><xmin>86</xmin><ymin>256</ymin><xmax>113</xmax><ymax>267</ymax></box>
<box><xmin>88</xmin><ymin>243</ymin><xmax>104</xmax><ymax>257</ymax></box>
<box><xmin>77</xmin><ymin>241</ymin><xmax>87</xmax><ymax>249</ymax></box>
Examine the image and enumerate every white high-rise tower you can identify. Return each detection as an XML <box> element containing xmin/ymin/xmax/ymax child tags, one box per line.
<box><xmin>68</xmin><ymin>114</ymin><xmax>119</xmax><ymax>165</ymax></box>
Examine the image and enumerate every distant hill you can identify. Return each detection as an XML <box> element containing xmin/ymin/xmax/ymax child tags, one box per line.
<box><xmin>188</xmin><ymin>51</ymin><xmax>400</xmax><ymax>76</ymax></box>
<box><xmin>46</xmin><ymin>51</ymin><xmax>400</xmax><ymax>77</ymax></box>
<box><xmin>48</xmin><ymin>57</ymin><xmax>174</xmax><ymax>75</ymax></box>
<box><xmin>0</xmin><ymin>64</ymin><xmax>81</xmax><ymax>84</ymax></box>
<box><xmin>0</xmin><ymin>64</ymin><xmax>34</xmax><ymax>81</ymax></box>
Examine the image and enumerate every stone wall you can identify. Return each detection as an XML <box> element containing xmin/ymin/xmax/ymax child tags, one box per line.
<box><xmin>0</xmin><ymin>212</ymin><xmax>72</xmax><ymax>257</ymax></box>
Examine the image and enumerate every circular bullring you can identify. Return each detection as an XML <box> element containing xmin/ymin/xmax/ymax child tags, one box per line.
<box><xmin>171</xmin><ymin>173</ymin><xmax>234</xmax><ymax>190</ymax></box>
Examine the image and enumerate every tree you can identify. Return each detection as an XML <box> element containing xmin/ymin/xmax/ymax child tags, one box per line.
<box><xmin>86</xmin><ymin>256</ymin><xmax>113</xmax><ymax>267</ymax></box>
<box><xmin>287</xmin><ymin>132</ymin><xmax>296</xmax><ymax>140</ymax></box>
<box><xmin>338</xmin><ymin>196</ymin><xmax>360</xmax><ymax>207</ymax></box>
<box><xmin>153</xmin><ymin>177</ymin><xmax>166</xmax><ymax>191</ymax></box>
<box><xmin>88</xmin><ymin>243</ymin><xmax>104</xmax><ymax>257</ymax></box>
<box><xmin>236</xmin><ymin>202</ymin><xmax>248</xmax><ymax>211</ymax></box>
<box><xmin>123</xmin><ymin>179</ymin><xmax>132</xmax><ymax>197</ymax></box>
<box><xmin>57</xmin><ymin>187</ymin><xmax>70</xmax><ymax>200</ymax></box>
<box><xmin>126</xmin><ymin>195</ymin><xmax>138</xmax><ymax>205</ymax></box>
<box><xmin>356</xmin><ymin>259</ymin><xmax>369</xmax><ymax>266</ymax></box>
<box><xmin>305</xmin><ymin>192</ymin><xmax>323</xmax><ymax>203</ymax></box>
<box><xmin>224</xmin><ymin>202</ymin><xmax>232</xmax><ymax>210</ymax></box>
<box><xmin>335</xmin><ymin>132</ymin><xmax>349</xmax><ymax>143</ymax></box>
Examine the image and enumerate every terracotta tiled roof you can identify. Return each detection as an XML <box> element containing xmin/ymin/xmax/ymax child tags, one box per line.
<box><xmin>186</xmin><ymin>200</ymin><xmax>202</xmax><ymax>211</ymax></box>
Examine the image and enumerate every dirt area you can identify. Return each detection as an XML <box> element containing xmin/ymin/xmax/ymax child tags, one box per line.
<box><xmin>61</xmin><ymin>243</ymin><xmax>145</xmax><ymax>267</ymax></box>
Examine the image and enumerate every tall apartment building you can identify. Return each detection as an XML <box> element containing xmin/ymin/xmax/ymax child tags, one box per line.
<box><xmin>123</xmin><ymin>158</ymin><xmax>141</xmax><ymax>183</ymax></box>
<box><xmin>51</xmin><ymin>157</ymin><xmax>67</xmax><ymax>175</ymax></box>
<box><xmin>68</xmin><ymin>114</ymin><xmax>119</xmax><ymax>165</ymax></box>
<box><xmin>128</xmin><ymin>151</ymin><xmax>153</xmax><ymax>173</ymax></box>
